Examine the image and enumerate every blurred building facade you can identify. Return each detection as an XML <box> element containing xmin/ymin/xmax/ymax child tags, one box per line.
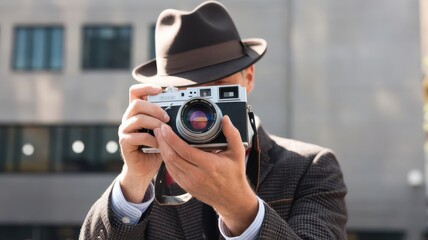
<box><xmin>0</xmin><ymin>0</ymin><xmax>424</xmax><ymax>239</ymax></box>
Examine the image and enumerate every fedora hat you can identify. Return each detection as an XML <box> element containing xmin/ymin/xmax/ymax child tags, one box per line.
<box><xmin>132</xmin><ymin>1</ymin><xmax>267</xmax><ymax>87</ymax></box>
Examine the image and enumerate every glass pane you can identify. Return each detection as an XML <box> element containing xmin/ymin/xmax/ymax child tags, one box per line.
<box><xmin>0</xmin><ymin>126</ymin><xmax>17</xmax><ymax>172</ymax></box>
<box><xmin>116</xmin><ymin>26</ymin><xmax>131</xmax><ymax>68</ymax></box>
<box><xmin>82</xmin><ymin>26</ymin><xmax>131</xmax><ymax>69</ymax></box>
<box><xmin>0</xmin><ymin>226</ymin><xmax>32</xmax><ymax>239</ymax></box>
<box><xmin>100</xmin><ymin>27</ymin><xmax>114</xmax><ymax>39</ymax></box>
<box><xmin>120</xmin><ymin>27</ymin><xmax>130</xmax><ymax>38</ymax></box>
<box><xmin>98</xmin><ymin>126</ymin><xmax>121</xmax><ymax>171</ymax></box>
<box><xmin>82</xmin><ymin>28</ymin><xmax>91</xmax><ymax>69</ymax></box>
<box><xmin>14</xmin><ymin>28</ymin><xmax>28</xmax><ymax>69</ymax></box>
<box><xmin>347</xmin><ymin>230</ymin><xmax>405</xmax><ymax>240</ymax></box>
<box><xmin>96</xmin><ymin>27</ymin><xmax>110</xmax><ymax>68</ymax></box>
<box><xmin>50</xmin><ymin>28</ymin><xmax>63</xmax><ymax>70</ymax></box>
<box><xmin>18</xmin><ymin>126</ymin><xmax>50</xmax><ymax>172</ymax></box>
<box><xmin>62</xmin><ymin>126</ymin><xmax>97</xmax><ymax>172</ymax></box>
<box><xmin>0</xmin><ymin>225</ymin><xmax>80</xmax><ymax>240</ymax></box>
<box><xmin>31</xmin><ymin>28</ymin><xmax>47</xmax><ymax>69</ymax></box>
<box><xmin>0</xmin><ymin>127</ymin><xmax>6</xmax><ymax>171</ymax></box>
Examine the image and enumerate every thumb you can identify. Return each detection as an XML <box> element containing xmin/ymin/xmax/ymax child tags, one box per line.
<box><xmin>222</xmin><ymin>115</ymin><xmax>245</xmax><ymax>156</ymax></box>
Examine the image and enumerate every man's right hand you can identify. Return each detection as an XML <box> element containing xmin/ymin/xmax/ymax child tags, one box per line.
<box><xmin>118</xmin><ymin>84</ymin><xmax>169</xmax><ymax>203</ymax></box>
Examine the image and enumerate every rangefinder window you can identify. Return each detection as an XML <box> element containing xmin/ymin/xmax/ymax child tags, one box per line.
<box><xmin>200</xmin><ymin>88</ymin><xmax>212</xmax><ymax>97</ymax></box>
<box><xmin>219</xmin><ymin>86</ymin><xmax>239</xmax><ymax>99</ymax></box>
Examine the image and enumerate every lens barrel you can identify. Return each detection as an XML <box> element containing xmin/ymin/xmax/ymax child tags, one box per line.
<box><xmin>176</xmin><ymin>97</ymin><xmax>222</xmax><ymax>143</ymax></box>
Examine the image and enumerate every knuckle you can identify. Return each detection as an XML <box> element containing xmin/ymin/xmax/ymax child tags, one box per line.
<box><xmin>130</xmin><ymin>99</ymin><xmax>143</xmax><ymax>109</ymax></box>
<box><xmin>129</xmin><ymin>84</ymin><xmax>142</xmax><ymax>95</ymax></box>
<box><xmin>164</xmin><ymin>151</ymin><xmax>176</xmax><ymax>162</ymax></box>
<box><xmin>118</xmin><ymin>134</ymin><xmax>129</xmax><ymax>146</ymax></box>
<box><xmin>182</xmin><ymin>149</ymin><xmax>192</xmax><ymax>160</ymax></box>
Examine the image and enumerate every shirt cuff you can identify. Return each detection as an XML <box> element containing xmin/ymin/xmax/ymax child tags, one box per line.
<box><xmin>218</xmin><ymin>197</ymin><xmax>265</xmax><ymax>240</ymax></box>
<box><xmin>110</xmin><ymin>179</ymin><xmax>155</xmax><ymax>225</ymax></box>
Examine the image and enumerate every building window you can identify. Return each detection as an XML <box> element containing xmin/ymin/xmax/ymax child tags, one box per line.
<box><xmin>347</xmin><ymin>230</ymin><xmax>405</xmax><ymax>240</ymax></box>
<box><xmin>12</xmin><ymin>26</ymin><xmax>63</xmax><ymax>71</ymax></box>
<box><xmin>82</xmin><ymin>25</ymin><xmax>132</xmax><ymax>70</ymax></box>
<box><xmin>0</xmin><ymin>124</ymin><xmax>121</xmax><ymax>173</ymax></box>
<box><xmin>0</xmin><ymin>225</ymin><xmax>80</xmax><ymax>240</ymax></box>
<box><xmin>17</xmin><ymin>126</ymin><xmax>52</xmax><ymax>172</ymax></box>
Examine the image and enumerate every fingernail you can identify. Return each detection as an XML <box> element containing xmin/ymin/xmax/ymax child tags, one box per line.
<box><xmin>164</xmin><ymin>113</ymin><xmax>170</xmax><ymax>122</ymax></box>
<box><xmin>224</xmin><ymin>115</ymin><xmax>230</xmax><ymax>123</ymax></box>
<box><xmin>153</xmin><ymin>128</ymin><xmax>160</xmax><ymax>137</ymax></box>
<box><xmin>161</xmin><ymin>124</ymin><xmax>168</xmax><ymax>136</ymax></box>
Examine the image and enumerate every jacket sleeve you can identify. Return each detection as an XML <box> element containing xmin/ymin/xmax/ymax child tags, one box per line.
<box><xmin>258</xmin><ymin>150</ymin><xmax>348</xmax><ymax>239</ymax></box>
<box><xmin>79</xmin><ymin>179</ymin><xmax>152</xmax><ymax>240</ymax></box>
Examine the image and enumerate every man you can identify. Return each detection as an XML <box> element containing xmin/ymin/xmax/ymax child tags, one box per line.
<box><xmin>80</xmin><ymin>1</ymin><xmax>347</xmax><ymax>239</ymax></box>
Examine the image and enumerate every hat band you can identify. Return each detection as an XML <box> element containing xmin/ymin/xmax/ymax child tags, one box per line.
<box><xmin>157</xmin><ymin>40</ymin><xmax>245</xmax><ymax>75</ymax></box>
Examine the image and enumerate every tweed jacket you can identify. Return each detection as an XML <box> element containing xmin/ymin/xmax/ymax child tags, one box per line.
<box><xmin>80</xmin><ymin>126</ymin><xmax>347</xmax><ymax>239</ymax></box>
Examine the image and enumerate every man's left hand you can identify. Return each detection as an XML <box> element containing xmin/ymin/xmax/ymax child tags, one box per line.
<box><xmin>154</xmin><ymin>115</ymin><xmax>259</xmax><ymax>236</ymax></box>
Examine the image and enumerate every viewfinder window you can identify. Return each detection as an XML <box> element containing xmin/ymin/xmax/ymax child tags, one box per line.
<box><xmin>200</xmin><ymin>88</ymin><xmax>212</xmax><ymax>97</ymax></box>
<box><xmin>219</xmin><ymin>86</ymin><xmax>239</xmax><ymax>99</ymax></box>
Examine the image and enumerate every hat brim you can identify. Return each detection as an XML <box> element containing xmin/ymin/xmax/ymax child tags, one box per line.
<box><xmin>132</xmin><ymin>38</ymin><xmax>267</xmax><ymax>87</ymax></box>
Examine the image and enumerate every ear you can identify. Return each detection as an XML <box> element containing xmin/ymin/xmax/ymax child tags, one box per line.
<box><xmin>243</xmin><ymin>65</ymin><xmax>255</xmax><ymax>94</ymax></box>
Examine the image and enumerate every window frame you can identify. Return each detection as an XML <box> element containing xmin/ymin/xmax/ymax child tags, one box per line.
<box><xmin>81</xmin><ymin>24</ymin><xmax>132</xmax><ymax>70</ymax></box>
<box><xmin>11</xmin><ymin>25</ymin><xmax>64</xmax><ymax>72</ymax></box>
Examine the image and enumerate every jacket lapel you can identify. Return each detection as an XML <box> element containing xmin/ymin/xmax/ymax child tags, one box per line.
<box><xmin>255</xmin><ymin>126</ymin><xmax>275</xmax><ymax>189</ymax></box>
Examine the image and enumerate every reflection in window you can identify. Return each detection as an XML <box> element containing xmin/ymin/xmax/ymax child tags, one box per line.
<box><xmin>13</xmin><ymin>26</ymin><xmax>63</xmax><ymax>70</ymax></box>
<box><xmin>22</xmin><ymin>144</ymin><xmax>35</xmax><ymax>156</ymax></box>
<box><xmin>99</xmin><ymin>126</ymin><xmax>121</xmax><ymax>171</ymax></box>
<box><xmin>62</xmin><ymin>127</ymin><xmax>95</xmax><ymax>172</ymax></box>
<box><xmin>0</xmin><ymin>125</ymin><xmax>121</xmax><ymax>173</ymax></box>
<box><xmin>106</xmin><ymin>140</ymin><xmax>119</xmax><ymax>154</ymax></box>
<box><xmin>71</xmin><ymin>140</ymin><xmax>85</xmax><ymax>154</ymax></box>
<box><xmin>18</xmin><ymin>127</ymin><xmax>50</xmax><ymax>172</ymax></box>
<box><xmin>82</xmin><ymin>25</ymin><xmax>132</xmax><ymax>69</ymax></box>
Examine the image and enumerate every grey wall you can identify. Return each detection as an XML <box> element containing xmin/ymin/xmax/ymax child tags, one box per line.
<box><xmin>288</xmin><ymin>0</ymin><xmax>425</xmax><ymax>238</ymax></box>
<box><xmin>0</xmin><ymin>175</ymin><xmax>116</xmax><ymax>224</ymax></box>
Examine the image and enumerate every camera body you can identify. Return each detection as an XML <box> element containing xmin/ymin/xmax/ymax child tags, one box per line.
<box><xmin>142</xmin><ymin>85</ymin><xmax>249</xmax><ymax>153</ymax></box>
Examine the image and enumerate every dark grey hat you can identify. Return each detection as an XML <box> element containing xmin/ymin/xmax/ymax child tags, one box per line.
<box><xmin>132</xmin><ymin>1</ymin><xmax>267</xmax><ymax>87</ymax></box>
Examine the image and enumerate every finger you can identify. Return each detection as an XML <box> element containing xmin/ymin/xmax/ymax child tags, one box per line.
<box><xmin>129</xmin><ymin>84</ymin><xmax>162</xmax><ymax>102</ymax></box>
<box><xmin>154</xmin><ymin>127</ymin><xmax>196</xmax><ymax>173</ymax></box>
<box><xmin>159</xmin><ymin>124</ymin><xmax>209</xmax><ymax>168</ymax></box>
<box><xmin>119</xmin><ymin>132</ymin><xmax>159</xmax><ymax>148</ymax></box>
<box><xmin>121</xmin><ymin>114</ymin><xmax>165</xmax><ymax>133</ymax></box>
<box><xmin>122</xmin><ymin>99</ymin><xmax>170</xmax><ymax>123</ymax></box>
<box><xmin>222</xmin><ymin>115</ymin><xmax>245</xmax><ymax>157</ymax></box>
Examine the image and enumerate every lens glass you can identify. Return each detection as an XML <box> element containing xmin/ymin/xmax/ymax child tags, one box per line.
<box><xmin>183</xmin><ymin>103</ymin><xmax>215</xmax><ymax>133</ymax></box>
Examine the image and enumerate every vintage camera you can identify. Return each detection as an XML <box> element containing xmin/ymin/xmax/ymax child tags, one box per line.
<box><xmin>142</xmin><ymin>85</ymin><xmax>249</xmax><ymax>153</ymax></box>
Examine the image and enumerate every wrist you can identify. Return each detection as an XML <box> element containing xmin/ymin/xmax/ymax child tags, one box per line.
<box><xmin>216</xmin><ymin>191</ymin><xmax>259</xmax><ymax>236</ymax></box>
<box><xmin>119</xmin><ymin>167</ymin><xmax>153</xmax><ymax>203</ymax></box>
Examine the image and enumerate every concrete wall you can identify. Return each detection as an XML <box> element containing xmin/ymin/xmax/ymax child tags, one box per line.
<box><xmin>289</xmin><ymin>1</ymin><xmax>425</xmax><ymax>238</ymax></box>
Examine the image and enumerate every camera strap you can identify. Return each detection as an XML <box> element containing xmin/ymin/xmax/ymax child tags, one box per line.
<box><xmin>246</xmin><ymin>110</ymin><xmax>261</xmax><ymax>192</ymax></box>
<box><xmin>154</xmin><ymin>161</ymin><xmax>193</xmax><ymax>205</ymax></box>
<box><xmin>154</xmin><ymin>109</ymin><xmax>261</xmax><ymax>205</ymax></box>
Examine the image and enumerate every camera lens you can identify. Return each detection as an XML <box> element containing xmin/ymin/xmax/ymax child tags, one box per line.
<box><xmin>188</xmin><ymin>110</ymin><xmax>210</xmax><ymax>131</ymax></box>
<box><xmin>177</xmin><ymin>98</ymin><xmax>222</xmax><ymax>143</ymax></box>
